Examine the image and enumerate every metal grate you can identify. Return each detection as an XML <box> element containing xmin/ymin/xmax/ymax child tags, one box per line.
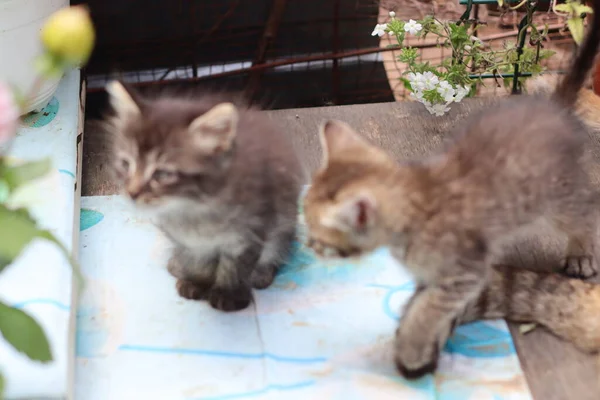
<box><xmin>76</xmin><ymin>0</ymin><xmax>575</xmax><ymax>116</ymax></box>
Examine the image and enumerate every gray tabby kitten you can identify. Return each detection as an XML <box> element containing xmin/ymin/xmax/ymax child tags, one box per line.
<box><xmin>104</xmin><ymin>81</ymin><xmax>305</xmax><ymax>311</ymax></box>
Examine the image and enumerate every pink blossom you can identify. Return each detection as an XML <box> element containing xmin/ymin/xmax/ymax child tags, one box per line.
<box><xmin>0</xmin><ymin>81</ymin><xmax>19</xmax><ymax>146</ymax></box>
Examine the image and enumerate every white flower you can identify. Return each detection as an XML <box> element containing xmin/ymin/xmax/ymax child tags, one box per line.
<box><xmin>454</xmin><ymin>85</ymin><xmax>470</xmax><ymax>102</ymax></box>
<box><xmin>389</xmin><ymin>11</ymin><xmax>396</xmax><ymax>18</ymax></box>
<box><xmin>426</xmin><ymin>102</ymin><xmax>452</xmax><ymax>116</ymax></box>
<box><xmin>470</xmin><ymin>35</ymin><xmax>482</xmax><ymax>43</ymax></box>
<box><xmin>409</xmin><ymin>90</ymin><xmax>424</xmax><ymax>101</ymax></box>
<box><xmin>422</xmin><ymin>71</ymin><xmax>439</xmax><ymax>90</ymax></box>
<box><xmin>371</xmin><ymin>23</ymin><xmax>388</xmax><ymax>37</ymax></box>
<box><xmin>404</xmin><ymin>19</ymin><xmax>423</xmax><ymax>35</ymax></box>
<box><xmin>406</xmin><ymin>72</ymin><xmax>418</xmax><ymax>82</ymax></box>
<box><xmin>464</xmin><ymin>45</ymin><xmax>472</xmax><ymax>51</ymax></box>
<box><xmin>407</xmin><ymin>72</ymin><xmax>427</xmax><ymax>91</ymax></box>
<box><xmin>437</xmin><ymin>80</ymin><xmax>456</xmax><ymax>103</ymax></box>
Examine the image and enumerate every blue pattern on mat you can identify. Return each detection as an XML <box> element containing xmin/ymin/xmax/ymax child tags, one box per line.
<box><xmin>75</xmin><ymin>195</ymin><xmax>533</xmax><ymax>400</ymax></box>
<box><xmin>188</xmin><ymin>380</ymin><xmax>316</xmax><ymax>400</ymax></box>
<box><xmin>118</xmin><ymin>345</ymin><xmax>327</xmax><ymax>364</ymax></box>
<box><xmin>58</xmin><ymin>169</ymin><xmax>75</xmax><ymax>178</ymax></box>
<box><xmin>80</xmin><ymin>208</ymin><xmax>104</xmax><ymax>231</ymax></box>
<box><xmin>11</xmin><ymin>298</ymin><xmax>71</xmax><ymax>311</ymax></box>
<box><xmin>444</xmin><ymin>321</ymin><xmax>516</xmax><ymax>357</ymax></box>
<box><xmin>21</xmin><ymin>97</ymin><xmax>60</xmax><ymax>128</ymax></box>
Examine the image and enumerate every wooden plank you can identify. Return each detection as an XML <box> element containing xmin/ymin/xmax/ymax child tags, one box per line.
<box><xmin>82</xmin><ymin>97</ymin><xmax>600</xmax><ymax>399</ymax></box>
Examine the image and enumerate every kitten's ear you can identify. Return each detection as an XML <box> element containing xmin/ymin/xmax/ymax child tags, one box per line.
<box><xmin>188</xmin><ymin>102</ymin><xmax>239</xmax><ymax>154</ymax></box>
<box><xmin>106</xmin><ymin>80</ymin><xmax>141</xmax><ymax>122</ymax></box>
<box><xmin>319</xmin><ymin>120</ymin><xmax>367</xmax><ymax>166</ymax></box>
<box><xmin>322</xmin><ymin>191</ymin><xmax>377</xmax><ymax>232</ymax></box>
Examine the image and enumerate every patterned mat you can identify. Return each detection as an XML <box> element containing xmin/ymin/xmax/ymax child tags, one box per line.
<box><xmin>75</xmin><ymin>194</ymin><xmax>532</xmax><ymax>400</ymax></box>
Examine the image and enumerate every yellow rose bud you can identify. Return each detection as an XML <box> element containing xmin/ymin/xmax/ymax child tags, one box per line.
<box><xmin>40</xmin><ymin>5</ymin><xmax>95</xmax><ymax>66</ymax></box>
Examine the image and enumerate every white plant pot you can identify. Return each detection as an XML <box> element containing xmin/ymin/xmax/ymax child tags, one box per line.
<box><xmin>0</xmin><ymin>0</ymin><xmax>69</xmax><ymax>115</ymax></box>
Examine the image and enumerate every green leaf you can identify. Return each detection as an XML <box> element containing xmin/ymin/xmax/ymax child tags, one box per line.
<box><xmin>567</xmin><ymin>16</ymin><xmax>585</xmax><ymax>44</ymax></box>
<box><xmin>0</xmin><ymin>205</ymin><xmax>42</xmax><ymax>271</ymax></box>
<box><xmin>396</xmin><ymin>32</ymin><xmax>406</xmax><ymax>46</ymax></box>
<box><xmin>542</xmin><ymin>23</ymin><xmax>549</xmax><ymax>37</ymax></box>
<box><xmin>387</xmin><ymin>19</ymin><xmax>404</xmax><ymax>34</ymax></box>
<box><xmin>573</xmin><ymin>4</ymin><xmax>594</xmax><ymax>15</ymax></box>
<box><xmin>538</xmin><ymin>49</ymin><xmax>556</xmax><ymax>60</ymax></box>
<box><xmin>0</xmin><ymin>203</ymin><xmax>85</xmax><ymax>290</ymax></box>
<box><xmin>0</xmin><ymin>300</ymin><xmax>52</xmax><ymax>363</ymax></box>
<box><xmin>422</xmin><ymin>88</ymin><xmax>444</xmax><ymax>104</ymax></box>
<box><xmin>0</xmin><ymin>372</ymin><xmax>4</xmax><ymax>400</ymax></box>
<box><xmin>0</xmin><ymin>181</ymin><xmax>9</xmax><ymax>203</ymax></box>
<box><xmin>399</xmin><ymin>47</ymin><xmax>418</xmax><ymax>63</ymax></box>
<box><xmin>1</xmin><ymin>159</ymin><xmax>52</xmax><ymax>192</ymax></box>
<box><xmin>400</xmin><ymin>77</ymin><xmax>412</xmax><ymax>90</ymax></box>
<box><xmin>36</xmin><ymin>229</ymin><xmax>85</xmax><ymax>291</ymax></box>
<box><xmin>554</xmin><ymin>3</ymin><xmax>572</xmax><ymax>12</ymax></box>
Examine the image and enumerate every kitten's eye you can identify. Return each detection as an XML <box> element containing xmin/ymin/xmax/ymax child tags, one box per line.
<box><xmin>119</xmin><ymin>158</ymin><xmax>130</xmax><ymax>171</ymax></box>
<box><xmin>152</xmin><ymin>169</ymin><xmax>178</xmax><ymax>184</ymax></box>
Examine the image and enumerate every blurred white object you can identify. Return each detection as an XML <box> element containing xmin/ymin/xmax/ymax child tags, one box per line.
<box><xmin>0</xmin><ymin>0</ymin><xmax>68</xmax><ymax>115</ymax></box>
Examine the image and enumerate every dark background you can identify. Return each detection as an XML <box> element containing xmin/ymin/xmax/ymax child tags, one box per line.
<box><xmin>72</xmin><ymin>0</ymin><xmax>396</xmax><ymax>118</ymax></box>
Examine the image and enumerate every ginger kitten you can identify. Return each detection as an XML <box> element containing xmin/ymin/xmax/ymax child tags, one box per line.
<box><xmin>302</xmin><ymin>3</ymin><xmax>600</xmax><ymax>379</ymax></box>
<box><xmin>104</xmin><ymin>82</ymin><xmax>305</xmax><ymax>312</ymax></box>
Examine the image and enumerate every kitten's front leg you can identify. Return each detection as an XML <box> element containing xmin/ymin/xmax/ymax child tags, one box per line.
<box><xmin>167</xmin><ymin>246</ymin><xmax>217</xmax><ymax>300</ymax></box>
<box><xmin>209</xmin><ymin>241</ymin><xmax>263</xmax><ymax>312</ymax></box>
<box><xmin>394</xmin><ymin>268</ymin><xmax>486</xmax><ymax>379</ymax></box>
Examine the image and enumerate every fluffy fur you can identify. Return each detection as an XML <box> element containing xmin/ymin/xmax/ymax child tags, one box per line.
<box><xmin>104</xmin><ymin>82</ymin><xmax>305</xmax><ymax>312</ymax></box>
<box><xmin>302</xmin><ymin>4</ymin><xmax>600</xmax><ymax>379</ymax></box>
<box><xmin>528</xmin><ymin>72</ymin><xmax>600</xmax><ymax>131</ymax></box>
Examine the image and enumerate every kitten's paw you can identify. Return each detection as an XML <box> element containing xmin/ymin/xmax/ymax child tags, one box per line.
<box><xmin>208</xmin><ymin>286</ymin><xmax>252</xmax><ymax>312</ymax></box>
<box><xmin>394</xmin><ymin>329</ymin><xmax>440</xmax><ymax>380</ymax></box>
<box><xmin>250</xmin><ymin>264</ymin><xmax>278</xmax><ymax>290</ymax></box>
<box><xmin>562</xmin><ymin>255</ymin><xmax>598</xmax><ymax>279</ymax></box>
<box><xmin>167</xmin><ymin>254</ymin><xmax>185</xmax><ymax>279</ymax></box>
<box><xmin>176</xmin><ymin>279</ymin><xmax>211</xmax><ymax>300</ymax></box>
<box><xmin>395</xmin><ymin>357</ymin><xmax>438</xmax><ymax>380</ymax></box>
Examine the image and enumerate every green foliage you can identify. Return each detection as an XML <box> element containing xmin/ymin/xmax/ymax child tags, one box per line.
<box><xmin>448</xmin><ymin>22</ymin><xmax>470</xmax><ymax>51</ymax></box>
<box><xmin>0</xmin><ymin>5</ymin><xmax>95</xmax><ymax>394</ymax></box>
<box><xmin>398</xmin><ymin>48</ymin><xmax>418</xmax><ymax>64</ymax></box>
<box><xmin>421</xmin><ymin>89</ymin><xmax>444</xmax><ymax>104</ymax></box>
<box><xmin>387</xmin><ymin>0</ymin><xmax>588</xmax><ymax>107</ymax></box>
<box><xmin>0</xmin><ymin>159</ymin><xmax>52</xmax><ymax>193</ymax></box>
<box><xmin>495</xmin><ymin>0</ymin><xmax>592</xmax><ymax>44</ymax></box>
<box><xmin>0</xmin><ymin>155</ymin><xmax>84</xmax><ymax>398</ymax></box>
<box><xmin>0</xmin><ymin>301</ymin><xmax>52</xmax><ymax>363</ymax></box>
<box><xmin>555</xmin><ymin>0</ymin><xmax>594</xmax><ymax>44</ymax></box>
<box><xmin>410</xmin><ymin>61</ymin><xmax>439</xmax><ymax>75</ymax></box>
<box><xmin>384</xmin><ymin>2</ymin><xmax>561</xmax><ymax>106</ymax></box>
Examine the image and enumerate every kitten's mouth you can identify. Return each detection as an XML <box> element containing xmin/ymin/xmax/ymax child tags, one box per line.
<box><xmin>305</xmin><ymin>239</ymin><xmax>364</xmax><ymax>259</ymax></box>
<box><xmin>128</xmin><ymin>195</ymin><xmax>163</xmax><ymax>208</ymax></box>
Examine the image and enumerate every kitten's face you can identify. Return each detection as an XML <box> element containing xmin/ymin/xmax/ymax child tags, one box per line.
<box><xmin>303</xmin><ymin>120</ymin><xmax>393</xmax><ymax>259</ymax></box>
<box><xmin>105</xmin><ymin>81</ymin><xmax>239</xmax><ymax>211</ymax></box>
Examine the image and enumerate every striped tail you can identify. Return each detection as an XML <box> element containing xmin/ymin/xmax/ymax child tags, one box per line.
<box><xmin>553</xmin><ymin>0</ymin><xmax>600</xmax><ymax>107</ymax></box>
<box><xmin>528</xmin><ymin>73</ymin><xmax>600</xmax><ymax>131</ymax></box>
<box><xmin>463</xmin><ymin>265</ymin><xmax>600</xmax><ymax>353</ymax></box>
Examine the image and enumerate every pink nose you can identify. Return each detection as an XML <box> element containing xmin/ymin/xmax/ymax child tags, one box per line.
<box><xmin>126</xmin><ymin>181</ymin><xmax>144</xmax><ymax>200</ymax></box>
<box><xmin>127</xmin><ymin>188</ymin><xmax>142</xmax><ymax>200</ymax></box>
